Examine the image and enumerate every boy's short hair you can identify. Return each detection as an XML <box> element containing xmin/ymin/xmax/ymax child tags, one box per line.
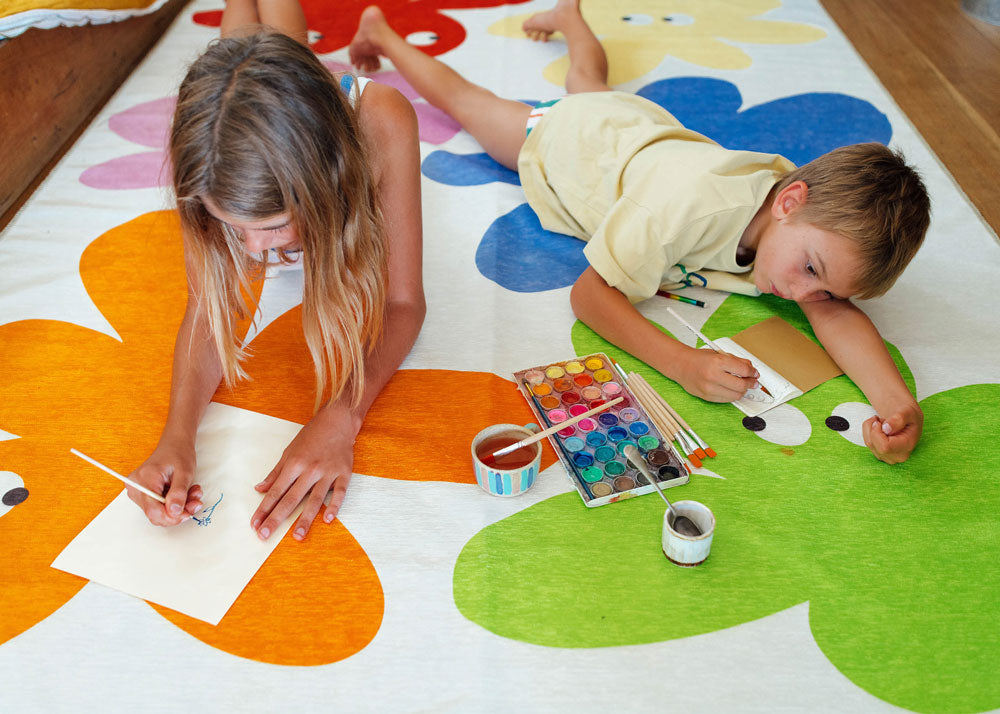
<box><xmin>774</xmin><ymin>143</ymin><xmax>930</xmax><ymax>299</ymax></box>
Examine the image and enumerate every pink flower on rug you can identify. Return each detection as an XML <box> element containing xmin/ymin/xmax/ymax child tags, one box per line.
<box><xmin>80</xmin><ymin>69</ymin><xmax>458</xmax><ymax>191</ymax></box>
<box><xmin>80</xmin><ymin>96</ymin><xmax>176</xmax><ymax>190</ymax></box>
<box><xmin>323</xmin><ymin>60</ymin><xmax>461</xmax><ymax>144</ymax></box>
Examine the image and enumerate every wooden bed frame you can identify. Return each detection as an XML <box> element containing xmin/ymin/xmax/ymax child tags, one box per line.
<box><xmin>0</xmin><ymin>0</ymin><xmax>190</xmax><ymax>230</ymax></box>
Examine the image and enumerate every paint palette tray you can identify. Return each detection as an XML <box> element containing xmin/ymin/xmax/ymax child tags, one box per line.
<box><xmin>513</xmin><ymin>352</ymin><xmax>689</xmax><ymax>507</ymax></box>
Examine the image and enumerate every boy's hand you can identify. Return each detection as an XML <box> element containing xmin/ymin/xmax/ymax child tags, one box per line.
<box><xmin>675</xmin><ymin>346</ymin><xmax>761</xmax><ymax>403</ymax></box>
<box><xmin>863</xmin><ymin>402</ymin><xmax>923</xmax><ymax>464</ymax></box>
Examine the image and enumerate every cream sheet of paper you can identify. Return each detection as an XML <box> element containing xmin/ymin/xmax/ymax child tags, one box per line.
<box><xmin>51</xmin><ymin>403</ymin><xmax>304</xmax><ymax>625</ymax></box>
<box><xmin>707</xmin><ymin>338</ymin><xmax>802</xmax><ymax>417</ymax></box>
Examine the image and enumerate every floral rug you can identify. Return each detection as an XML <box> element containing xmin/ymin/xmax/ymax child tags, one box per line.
<box><xmin>1</xmin><ymin>1</ymin><xmax>998</xmax><ymax>712</ymax></box>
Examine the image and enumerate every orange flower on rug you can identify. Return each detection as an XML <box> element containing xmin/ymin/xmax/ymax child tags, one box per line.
<box><xmin>0</xmin><ymin>210</ymin><xmax>553</xmax><ymax>665</ymax></box>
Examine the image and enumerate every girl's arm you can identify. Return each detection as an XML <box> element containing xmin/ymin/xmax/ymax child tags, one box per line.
<box><xmin>126</xmin><ymin>271</ymin><xmax>223</xmax><ymax>523</ymax></box>
<box><xmin>570</xmin><ymin>267</ymin><xmax>760</xmax><ymax>401</ymax></box>
<box><xmin>799</xmin><ymin>298</ymin><xmax>922</xmax><ymax>464</ymax></box>
<box><xmin>250</xmin><ymin>83</ymin><xmax>426</xmax><ymax>540</ymax></box>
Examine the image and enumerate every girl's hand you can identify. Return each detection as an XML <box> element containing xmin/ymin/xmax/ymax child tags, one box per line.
<box><xmin>250</xmin><ymin>410</ymin><xmax>358</xmax><ymax>541</ymax></box>
<box><xmin>674</xmin><ymin>345</ymin><xmax>761</xmax><ymax>403</ymax></box>
<box><xmin>126</xmin><ymin>441</ymin><xmax>203</xmax><ymax>526</ymax></box>
<box><xmin>863</xmin><ymin>402</ymin><xmax>923</xmax><ymax>464</ymax></box>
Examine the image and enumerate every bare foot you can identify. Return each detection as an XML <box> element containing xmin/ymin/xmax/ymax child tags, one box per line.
<box><xmin>521</xmin><ymin>0</ymin><xmax>580</xmax><ymax>42</ymax></box>
<box><xmin>349</xmin><ymin>5</ymin><xmax>389</xmax><ymax>73</ymax></box>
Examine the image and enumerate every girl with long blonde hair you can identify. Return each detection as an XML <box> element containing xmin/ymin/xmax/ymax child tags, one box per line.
<box><xmin>126</xmin><ymin>0</ymin><xmax>425</xmax><ymax>540</ymax></box>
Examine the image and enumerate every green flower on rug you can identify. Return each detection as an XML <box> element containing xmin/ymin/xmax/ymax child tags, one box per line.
<box><xmin>453</xmin><ymin>294</ymin><xmax>1000</xmax><ymax>714</ymax></box>
<box><xmin>489</xmin><ymin>0</ymin><xmax>826</xmax><ymax>85</ymax></box>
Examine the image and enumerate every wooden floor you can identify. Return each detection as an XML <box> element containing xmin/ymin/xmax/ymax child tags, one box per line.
<box><xmin>821</xmin><ymin>0</ymin><xmax>1000</xmax><ymax>239</ymax></box>
<box><xmin>0</xmin><ymin>0</ymin><xmax>190</xmax><ymax>230</ymax></box>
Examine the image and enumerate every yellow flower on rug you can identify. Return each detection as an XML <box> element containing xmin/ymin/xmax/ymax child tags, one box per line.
<box><xmin>489</xmin><ymin>0</ymin><xmax>826</xmax><ymax>85</ymax></box>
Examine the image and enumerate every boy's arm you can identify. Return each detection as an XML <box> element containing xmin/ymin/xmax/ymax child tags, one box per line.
<box><xmin>571</xmin><ymin>267</ymin><xmax>759</xmax><ymax>402</ymax></box>
<box><xmin>799</xmin><ymin>298</ymin><xmax>922</xmax><ymax>464</ymax></box>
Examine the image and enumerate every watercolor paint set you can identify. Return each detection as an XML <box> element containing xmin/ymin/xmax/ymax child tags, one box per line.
<box><xmin>513</xmin><ymin>353</ymin><xmax>689</xmax><ymax>507</ymax></box>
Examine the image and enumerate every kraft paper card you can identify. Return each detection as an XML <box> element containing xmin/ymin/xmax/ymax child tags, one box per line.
<box><xmin>710</xmin><ymin>316</ymin><xmax>843</xmax><ymax>416</ymax></box>
<box><xmin>52</xmin><ymin>403</ymin><xmax>304</xmax><ymax>625</ymax></box>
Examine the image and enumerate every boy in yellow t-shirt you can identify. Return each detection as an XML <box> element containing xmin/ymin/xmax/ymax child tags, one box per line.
<box><xmin>349</xmin><ymin>0</ymin><xmax>931</xmax><ymax>465</ymax></box>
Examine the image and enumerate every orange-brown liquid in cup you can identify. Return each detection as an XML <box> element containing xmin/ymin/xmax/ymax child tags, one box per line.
<box><xmin>476</xmin><ymin>433</ymin><xmax>538</xmax><ymax>469</ymax></box>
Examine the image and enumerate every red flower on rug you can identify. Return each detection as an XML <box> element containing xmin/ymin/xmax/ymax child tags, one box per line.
<box><xmin>193</xmin><ymin>0</ymin><xmax>532</xmax><ymax>56</ymax></box>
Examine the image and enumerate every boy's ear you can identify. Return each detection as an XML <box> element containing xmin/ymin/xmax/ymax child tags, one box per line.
<box><xmin>771</xmin><ymin>180</ymin><xmax>809</xmax><ymax>220</ymax></box>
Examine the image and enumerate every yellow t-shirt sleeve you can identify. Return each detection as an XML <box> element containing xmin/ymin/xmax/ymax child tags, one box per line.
<box><xmin>582</xmin><ymin>197</ymin><xmax>673</xmax><ymax>304</ymax></box>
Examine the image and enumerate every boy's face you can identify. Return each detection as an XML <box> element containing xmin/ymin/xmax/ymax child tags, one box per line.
<box><xmin>753</xmin><ymin>220</ymin><xmax>862</xmax><ymax>303</ymax></box>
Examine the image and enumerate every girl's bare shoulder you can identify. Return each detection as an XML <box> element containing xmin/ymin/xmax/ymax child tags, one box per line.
<box><xmin>356</xmin><ymin>82</ymin><xmax>418</xmax><ymax>157</ymax></box>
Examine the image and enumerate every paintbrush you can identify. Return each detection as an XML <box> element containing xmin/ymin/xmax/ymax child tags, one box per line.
<box><xmin>516</xmin><ymin>380</ymin><xmax>594</xmax><ymax>499</ymax></box>
<box><xmin>70</xmin><ymin>448</ymin><xmax>167</xmax><ymax>503</ymax></box>
<box><xmin>487</xmin><ymin>395</ymin><xmax>625</xmax><ymax>461</ymax></box>
<box><xmin>654</xmin><ymin>388</ymin><xmax>717</xmax><ymax>458</ymax></box>
<box><xmin>665</xmin><ymin>307</ymin><xmax>773</xmax><ymax>401</ymax></box>
<box><xmin>616</xmin><ymin>359</ymin><xmax>716</xmax><ymax>460</ymax></box>
<box><xmin>609</xmin><ymin>361</ymin><xmax>694</xmax><ymax>471</ymax></box>
<box><xmin>627</xmin><ymin>373</ymin><xmax>703</xmax><ymax>469</ymax></box>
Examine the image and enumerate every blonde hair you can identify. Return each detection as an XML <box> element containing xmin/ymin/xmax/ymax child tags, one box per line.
<box><xmin>170</xmin><ymin>31</ymin><xmax>387</xmax><ymax>409</ymax></box>
<box><xmin>774</xmin><ymin>143</ymin><xmax>930</xmax><ymax>299</ymax></box>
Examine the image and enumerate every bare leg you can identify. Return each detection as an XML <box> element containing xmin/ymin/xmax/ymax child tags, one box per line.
<box><xmin>349</xmin><ymin>6</ymin><xmax>530</xmax><ymax>170</ymax></box>
<box><xmin>221</xmin><ymin>0</ymin><xmax>308</xmax><ymax>45</ymax></box>
<box><xmin>220</xmin><ymin>0</ymin><xmax>259</xmax><ymax>38</ymax></box>
<box><xmin>523</xmin><ymin>0</ymin><xmax>610</xmax><ymax>93</ymax></box>
<box><xmin>258</xmin><ymin>0</ymin><xmax>308</xmax><ymax>45</ymax></box>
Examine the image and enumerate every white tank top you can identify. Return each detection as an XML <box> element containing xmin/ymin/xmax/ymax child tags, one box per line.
<box><xmin>339</xmin><ymin>74</ymin><xmax>371</xmax><ymax>107</ymax></box>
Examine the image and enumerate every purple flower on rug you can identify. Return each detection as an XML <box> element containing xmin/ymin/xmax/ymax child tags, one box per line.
<box><xmin>79</xmin><ymin>64</ymin><xmax>461</xmax><ymax>190</ymax></box>
<box><xmin>422</xmin><ymin>77</ymin><xmax>893</xmax><ymax>293</ymax></box>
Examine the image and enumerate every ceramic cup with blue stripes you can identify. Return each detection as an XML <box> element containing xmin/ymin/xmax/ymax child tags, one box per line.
<box><xmin>471</xmin><ymin>423</ymin><xmax>541</xmax><ymax>497</ymax></box>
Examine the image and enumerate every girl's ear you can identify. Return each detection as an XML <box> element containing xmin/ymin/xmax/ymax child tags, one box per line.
<box><xmin>771</xmin><ymin>180</ymin><xmax>809</xmax><ymax>220</ymax></box>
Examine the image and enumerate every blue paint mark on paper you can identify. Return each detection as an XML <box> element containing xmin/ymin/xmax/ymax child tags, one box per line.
<box><xmin>191</xmin><ymin>493</ymin><xmax>223</xmax><ymax>527</ymax></box>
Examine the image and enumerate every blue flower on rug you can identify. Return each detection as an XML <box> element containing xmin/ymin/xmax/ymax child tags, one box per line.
<box><xmin>420</xmin><ymin>104</ymin><xmax>591</xmax><ymax>293</ymax></box>
<box><xmin>422</xmin><ymin>77</ymin><xmax>893</xmax><ymax>293</ymax></box>
<box><xmin>473</xmin><ymin>205</ymin><xmax>590</xmax><ymax>292</ymax></box>
<box><xmin>636</xmin><ymin>77</ymin><xmax>892</xmax><ymax>167</ymax></box>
